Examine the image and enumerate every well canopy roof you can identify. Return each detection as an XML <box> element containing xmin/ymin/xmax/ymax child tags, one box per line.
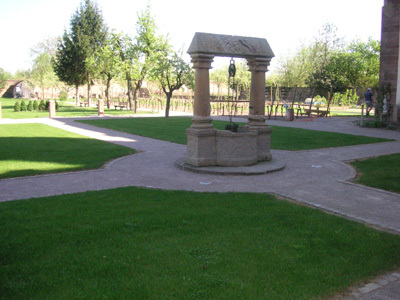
<box><xmin>187</xmin><ymin>32</ymin><xmax>274</xmax><ymax>59</ymax></box>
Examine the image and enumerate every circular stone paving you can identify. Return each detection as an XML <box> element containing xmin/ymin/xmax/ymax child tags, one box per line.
<box><xmin>175</xmin><ymin>158</ymin><xmax>286</xmax><ymax>176</ymax></box>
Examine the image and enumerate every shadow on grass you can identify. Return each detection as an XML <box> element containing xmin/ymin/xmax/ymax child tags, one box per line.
<box><xmin>0</xmin><ymin>137</ymin><xmax>135</xmax><ymax>179</ymax></box>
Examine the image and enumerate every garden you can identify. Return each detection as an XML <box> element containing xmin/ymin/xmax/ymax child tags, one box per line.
<box><xmin>1</xmin><ymin>112</ymin><xmax>399</xmax><ymax>299</ymax></box>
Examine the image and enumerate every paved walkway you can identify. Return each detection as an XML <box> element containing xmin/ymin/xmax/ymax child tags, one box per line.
<box><xmin>1</xmin><ymin>114</ymin><xmax>400</xmax><ymax>299</ymax></box>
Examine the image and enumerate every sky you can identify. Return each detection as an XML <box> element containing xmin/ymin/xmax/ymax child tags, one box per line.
<box><xmin>0</xmin><ymin>0</ymin><xmax>384</xmax><ymax>75</ymax></box>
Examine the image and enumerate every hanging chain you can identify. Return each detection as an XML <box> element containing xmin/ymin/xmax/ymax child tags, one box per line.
<box><xmin>227</xmin><ymin>58</ymin><xmax>236</xmax><ymax>124</ymax></box>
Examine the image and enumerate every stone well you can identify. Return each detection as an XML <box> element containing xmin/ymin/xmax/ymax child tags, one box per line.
<box><xmin>184</xmin><ymin>32</ymin><xmax>275</xmax><ymax>167</ymax></box>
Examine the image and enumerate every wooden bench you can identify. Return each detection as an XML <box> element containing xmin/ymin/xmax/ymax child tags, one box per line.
<box><xmin>113</xmin><ymin>101</ymin><xmax>128</xmax><ymax>110</ymax></box>
<box><xmin>79</xmin><ymin>100</ymin><xmax>89</xmax><ymax>107</ymax></box>
<box><xmin>300</xmin><ymin>104</ymin><xmax>330</xmax><ymax>117</ymax></box>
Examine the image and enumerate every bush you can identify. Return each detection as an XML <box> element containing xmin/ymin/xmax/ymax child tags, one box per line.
<box><xmin>20</xmin><ymin>101</ymin><xmax>27</xmax><ymax>111</ymax></box>
<box><xmin>39</xmin><ymin>100</ymin><xmax>46</xmax><ymax>111</ymax></box>
<box><xmin>14</xmin><ymin>101</ymin><xmax>20</xmax><ymax>112</ymax></box>
<box><xmin>27</xmin><ymin>101</ymin><xmax>33</xmax><ymax>111</ymax></box>
<box><xmin>59</xmin><ymin>90</ymin><xmax>68</xmax><ymax>101</ymax></box>
<box><xmin>333</xmin><ymin>89</ymin><xmax>359</xmax><ymax>107</ymax></box>
<box><xmin>33</xmin><ymin>100</ymin><xmax>39</xmax><ymax>111</ymax></box>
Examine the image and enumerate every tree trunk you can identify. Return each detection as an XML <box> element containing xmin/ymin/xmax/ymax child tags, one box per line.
<box><xmin>75</xmin><ymin>86</ymin><xmax>79</xmax><ymax>106</ymax></box>
<box><xmin>127</xmin><ymin>79</ymin><xmax>132</xmax><ymax>109</ymax></box>
<box><xmin>106</xmin><ymin>77</ymin><xmax>111</xmax><ymax>109</ymax></box>
<box><xmin>165</xmin><ymin>92</ymin><xmax>172</xmax><ymax>117</ymax></box>
<box><xmin>87</xmin><ymin>80</ymin><xmax>91</xmax><ymax>107</ymax></box>
<box><xmin>133</xmin><ymin>88</ymin><xmax>139</xmax><ymax>113</ymax></box>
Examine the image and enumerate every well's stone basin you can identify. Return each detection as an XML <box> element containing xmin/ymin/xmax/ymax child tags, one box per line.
<box><xmin>185</xmin><ymin>126</ymin><xmax>272</xmax><ymax>167</ymax></box>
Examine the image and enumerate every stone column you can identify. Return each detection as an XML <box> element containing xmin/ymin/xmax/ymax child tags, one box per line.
<box><xmin>247</xmin><ymin>58</ymin><xmax>271</xmax><ymax>125</ymax></box>
<box><xmin>379</xmin><ymin>0</ymin><xmax>400</xmax><ymax>125</ymax></box>
<box><xmin>246</xmin><ymin>58</ymin><xmax>273</xmax><ymax>161</ymax></box>
<box><xmin>190</xmin><ymin>54</ymin><xmax>214</xmax><ymax>128</ymax></box>
<box><xmin>98</xmin><ymin>100</ymin><xmax>104</xmax><ymax>116</ymax></box>
<box><xmin>49</xmin><ymin>100</ymin><xmax>56</xmax><ymax>118</ymax></box>
<box><xmin>396</xmin><ymin>27</ymin><xmax>400</xmax><ymax>127</ymax></box>
<box><xmin>185</xmin><ymin>54</ymin><xmax>216</xmax><ymax>166</ymax></box>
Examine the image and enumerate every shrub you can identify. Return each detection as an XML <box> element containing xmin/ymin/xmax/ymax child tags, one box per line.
<box><xmin>334</xmin><ymin>89</ymin><xmax>359</xmax><ymax>107</ymax></box>
<box><xmin>39</xmin><ymin>100</ymin><xmax>46</xmax><ymax>111</ymax></box>
<box><xmin>27</xmin><ymin>101</ymin><xmax>33</xmax><ymax>111</ymax></box>
<box><xmin>20</xmin><ymin>101</ymin><xmax>27</xmax><ymax>111</ymax></box>
<box><xmin>59</xmin><ymin>90</ymin><xmax>68</xmax><ymax>101</ymax></box>
<box><xmin>14</xmin><ymin>101</ymin><xmax>20</xmax><ymax>112</ymax></box>
<box><xmin>33</xmin><ymin>100</ymin><xmax>39</xmax><ymax>111</ymax></box>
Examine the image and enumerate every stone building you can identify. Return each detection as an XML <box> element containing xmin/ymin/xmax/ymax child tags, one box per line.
<box><xmin>379</xmin><ymin>0</ymin><xmax>400</xmax><ymax>125</ymax></box>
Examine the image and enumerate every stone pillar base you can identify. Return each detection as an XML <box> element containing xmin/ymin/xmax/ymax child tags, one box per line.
<box><xmin>190</xmin><ymin>116</ymin><xmax>214</xmax><ymax>129</ymax></box>
<box><xmin>247</xmin><ymin>114</ymin><xmax>266</xmax><ymax>126</ymax></box>
<box><xmin>395</xmin><ymin>104</ymin><xmax>400</xmax><ymax>130</ymax></box>
<box><xmin>98</xmin><ymin>100</ymin><xmax>104</xmax><ymax>116</ymax></box>
<box><xmin>49</xmin><ymin>100</ymin><xmax>56</xmax><ymax>118</ymax></box>
<box><xmin>185</xmin><ymin>127</ymin><xmax>217</xmax><ymax>166</ymax></box>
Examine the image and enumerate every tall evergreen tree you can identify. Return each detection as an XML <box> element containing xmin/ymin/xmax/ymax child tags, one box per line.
<box><xmin>53</xmin><ymin>31</ymin><xmax>86</xmax><ymax>105</ymax></box>
<box><xmin>53</xmin><ymin>0</ymin><xmax>107</xmax><ymax>106</ymax></box>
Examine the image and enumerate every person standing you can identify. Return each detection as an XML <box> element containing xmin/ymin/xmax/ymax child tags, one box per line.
<box><xmin>364</xmin><ymin>88</ymin><xmax>374</xmax><ymax>116</ymax></box>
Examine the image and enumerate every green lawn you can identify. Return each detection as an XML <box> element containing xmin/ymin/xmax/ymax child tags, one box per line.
<box><xmin>0</xmin><ymin>98</ymin><xmax>154</xmax><ymax>118</ymax></box>
<box><xmin>79</xmin><ymin>116</ymin><xmax>391</xmax><ymax>150</ymax></box>
<box><xmin>0</xmin><ymin>123</ymin><xmax>135</xmax><ymax>179</ymax></box>
<box><xmin>351</xmin><ymin>153</ymin><xmax>400</xmax><ymax>193</ymax></box>
<box><xmin>1</xmin><ymin>187</ymin><xmax>400</xmax><ymax>299</ymax></box>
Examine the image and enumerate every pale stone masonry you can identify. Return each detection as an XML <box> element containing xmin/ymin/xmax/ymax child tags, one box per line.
<box><xmin>185</xmin><ymin>33</ymin><xmax>274</xmax><ymax>167</ymax></box>
<box><xmin>379</xmin><ymin>0</ymin><xmax>400</xmax><ymax>125</ymax></box>
<box><xmin>98</xmin><ymin>100</ymin><xmax>104</xmax><ymax>116</ymax></box>
<box><xmin>48</xmin><ymin>100</ymin><xmax>55</xmax><ymax>118</ymax></box>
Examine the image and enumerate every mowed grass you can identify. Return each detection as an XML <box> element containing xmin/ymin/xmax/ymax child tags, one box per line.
<box><xmin>79</xmin><ymin>117</ymin><xmax>391</xmax><ymax>150</ymax></box>
<box><xmin>0</xmin><ymin>123</ymin><xmax>135</xmax><ymax>179</ymax></box>
<box><xmin>1</xmin><ymin>187</ymin><xmax>400</xmax><ymax>299</ymax></box>
<box><xmin>351</xmin><ymin>153</ymin><xmax>400</xmax><ymax>193</ymax></box>
<box><xmin>0</xmin><ymin>97</ymin><xmax>152</xmax><ymax>119</ymax></box>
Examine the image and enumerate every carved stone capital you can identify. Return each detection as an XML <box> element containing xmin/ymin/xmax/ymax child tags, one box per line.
<box><xmin>247</xmin><ymin>57</ymin><xmax>271</xmax><ymax>72</ymax></box>
<box><xmin>190</xmin><ymin>54</ymin><xmax>214</xmax><ymax>69</ymax></box>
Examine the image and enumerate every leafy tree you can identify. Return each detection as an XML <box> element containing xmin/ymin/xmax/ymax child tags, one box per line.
<box><xmin>152</xmin><ymin>50</ymin><xmax>194</xmax><ymax>117</ymax></box>
<box><xmin>210</xmin><ymin>67</ymin><xmax>227</xmax><ymax>100</ymax></box>
<box><xmin>345</xmin><ymin>38</ymin><xmax>380</xmax><ymax>89</ymax></box>
<box><xmin>115</xmin><ymin>33</ymin><xmax>138</xmax><ymax>108</ymax></box>
<box><xmin>13</xmin><ymin>69</ymin><xmax>32</xmax><ymax>81</ymax></box>
<box><xmin>131</xmin><ymin>5</ymin><xmax>166</xmax><ymax>112</ymax></box>
<box><xmin>276</xmin><ymin>44</ymin><xmax>315</xmax><ymax>88</ymax></box>
<box><xmin>30</xmin><ymin>37</ymin><xmax>60</xmax><ymax>58</ymax></box>
<box><xmin>307</xmin><ymin>23</ymin><xmax>344</xmax><ymax>99</ymax></box>
<box><xmin>234</xmin><ymin>61</ymin><xmax>251</xmax><ymax>100</ymax></box>
<box><xmin>53</xmin><ymin>0</ymin><xmax>107</xmax><ymax>106</ymax></box>
<box><xmin>30</xmin><ymin>53</ymin><xmax>58</xmax><ymax>99</ymax></box>
<box><xmin>87</xmin><ymin>31</ymin><xmax>123</xmax><ymax>108</ymax></box>
<box><xmin>0</xmin><ymin>67</ymin><xmax>8</xmax><ymax>90</ymax></box>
